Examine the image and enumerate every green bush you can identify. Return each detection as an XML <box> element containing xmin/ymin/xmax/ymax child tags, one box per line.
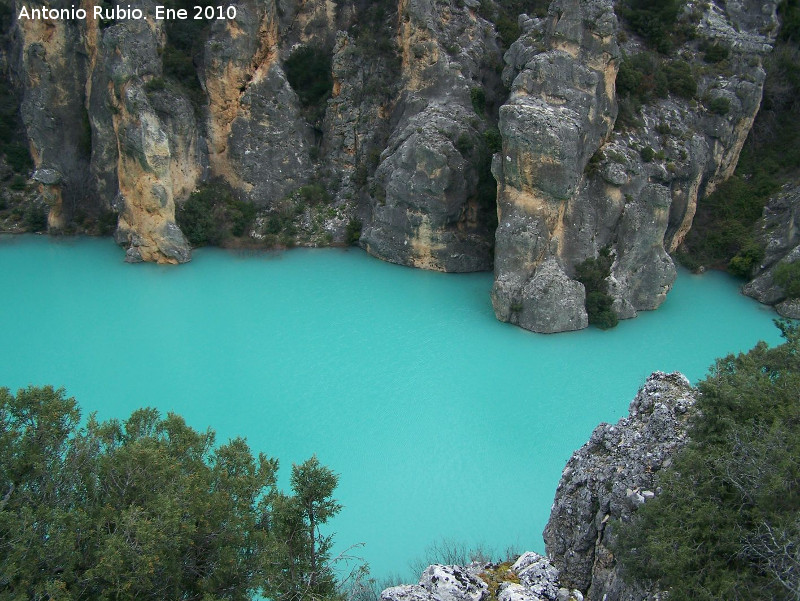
<box><xmin>702</xmin><ymin>42</ymin><xmax>730</xmax><ymax>63</ymax></box>
<box><xmin>575</xmin><ymin>248</ymin><xmax>619</xmax><ymax>329</ymax></box>
<box><xmin>24</xmin><ymin>205</ymin><xmax>48</xmax><ymax>232</ymax></box>
<box><xmin>284</xmin><ymin>46</ymin><xmax>333</xmax><ymax>108</ymax></box>
<box><xmin>708</xmin><ymin>96</ymin><xmax>731</xmax><ymax>115</ymax></box>
<box><xmin>728</xmin><ymin>243</ymin><xmax>764</xmax><ymax>277</ymax></box>
<box><xmin>773</xmin><ymin>261</ymin><xmax>800</xmax><ymax>297</ymax></box>
<box><xmin>778</xmin><ymin>0</ymin><xmax>800</xmax><ymax>43</ymax></box>
<box><xmin>639</xmin><ymin>146</ymin><xmax>656</xmax><ymax>162</ymax></box>
<box><xmin>345</xmin><ymin>218</ymin><xmax>362</xmax><ymax>245</ymax></box>
<box><xmin>4</xmin><ymin>142</ymin><xmax>33</xmax><ymax>173</ymax></box>
<box><xmin>664</xmin><ymin>60</ymin><xmax>697</xmax><ymax>98</ymax></box>
<box><xmin>476</xmin><ymin>0</ymin><xmax>549</xmax><ymax>47</ymax></box>
<box><xmin>470</xmin><ymin>87</ymin><xmax>487</xmax><ymax>115</ymax></box>
<box><xmin>296</xmin><ymin>183</ymin><xmax>332</xmax><ymax>206</ymax></box>
<box><xmin>484</xmin><ymin>128</ymin><xmax>502</xmax><ymax>153</ymax></box>
<box><xmin>9</xmin><ymin>174</ymin><xmax>27</xmax><ymax>191</ymax></box>
<box><xmin>615</xmin><ymin>321</ymin><xmax>800</xmax><ymax>600</ymax></box>
<box><xmin>176</xmin><ymin>181</ymin><xmax>256</xmax><ymax>246</ymax></box>
<box><xmin>617</xmin><ymin>0</ymin><xmax>684</xmax><ymax>53</ymax></box>
<box><xmin>456</xmin><ymin>133</ymin><xmax>473</xmax><ymax>156</ymax></box>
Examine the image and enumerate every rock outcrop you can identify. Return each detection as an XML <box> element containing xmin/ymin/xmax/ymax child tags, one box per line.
<box><xmin>379</xmin><ymin>372</ymin><xmax>696</xmax><ymax>601</ymax></box>
<box><xmin>360</xmin><ymin>0</ymin><xmax>502</xmax><ymax>272</ymax></box>
<box><xmin>743</xmin><ymin>182</ymin><xmax>800</xmax><ymax>318</ymax></box>
<box><xmin>0</xmin><ymin>0</ymin><xmax>784</xmax><ymax>326</ymax></box>
<box><xmin>543</xmin><ymin>371</ymin><xmax>696</xmax><ymax>601</ymax></box>
<box><xmin>491</xmin><ymin>0</ymin><xmax>779</xmax><ymax>332</ymax></box>
<box><xmin>381</xmin><ymin>552</ymin><xmax>582</xmax><ymax>601</ymax></box>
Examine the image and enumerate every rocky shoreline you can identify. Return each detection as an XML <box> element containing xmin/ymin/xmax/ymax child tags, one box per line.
<box><xmin>382</xmin><ymin>372</ymin><xmax>696</xmax><ymax>601</ymax></box>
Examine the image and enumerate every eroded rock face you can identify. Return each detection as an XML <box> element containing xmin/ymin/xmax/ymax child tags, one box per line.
<box><xmin>743</xmin><ymin>183</ymin><xmax>800</xmax><ymax>318</ymax></box>
<box><xmin>491</xmin><ymin>0</ymin><xmax>779</xmax><ymax>331</ymax></box>
<box><xmin>490</xmin><ymin>0</ymin><xmax>619</xmax><ymax>329</ymax></box>
<box><xmin>203</xmin><ymin>0</ymin><xmax>313</xmax><ymax>205</ymax></box>
<box><xmin>95</xmin><ymin>7</ymin><xmax>195</xmax><ymax>264</ymax></box>
<box><xmin>3</xmin><ymin>0</ymin><xmax>783</xmax><ymax>331</ymax></box>
<box><xmin>360</xmin><ymin>0</ymin><xmax>502</xmax><ymax>272</ymax></box>
<box><xmin>543</xmin><ymin>372</ymin><xmax>697</xmax><ymax>601</ymax></box>
<box><xmin>14</xmin><ymin>1</ymin><xmax>91</xmax><ymax>231</ymax></box>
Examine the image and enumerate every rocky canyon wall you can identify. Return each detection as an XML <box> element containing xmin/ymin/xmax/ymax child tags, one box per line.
<box><xmin>0</xmin><ymin>0</ymin><xmax>782</xmax><ymax>329</ymax></box>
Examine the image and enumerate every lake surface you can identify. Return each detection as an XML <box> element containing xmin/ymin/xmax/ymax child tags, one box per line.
<box><xmin>0</xmin><ymin>234</ymin><xmax>784</xmax><ymax>581</ymax></box>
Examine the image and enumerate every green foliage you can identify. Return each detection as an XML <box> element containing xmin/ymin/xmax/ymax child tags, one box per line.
<box><xmin>727</xmin><ymin>242</ymin><xmax>764</xmax><ymax>278</ymax></box>
<box><xmin>346</xmin><ymin>218</ymin><xmax>362</xmax><ymax>245</ymax></box>
<box><xmin>773</xmin><ymin>261</ymin><xmax>800</xmax><ymax>298</ymax></box>
<box><xmin>708</xmin><ymin>95</ymin><xmax>731</xmax><ymax>115</ymax></box>
<box><xmin>662</xmin><ymin>60</ymin><xmax>697</xmax><ymax>99</ymax></box>
<box><xmin>778</xmin><ymin>0</ymin><xmax>800</xmax><ymax>43</ymax></box>
<box><xmin>24</xmin><ymin>205</ymin><xmax>48</xmax><ymax>232</ymax></box>
<box><xmin>158</xmin><ymin>0</ymin><xmax>214</xmax><ymax>113</ymax></box>
<box><xmin>484</xmin><ymin>128</ymin><xmax>502</xmax><ymax>153</ymax></box>
<box><xmin>456</xmin><ymin>133</ymin><xmax>474</xmax><ymax>156</ymax></box>
<box><xmin>617</xmin><ymin>0</ymin><xmax>684</xmax><ymax>53</ymax></box>
<box><xmin>470</xmin><ymin>87</ymin><xmax>487</xmax><ymax>115</ymax></box>
<box><xmin>615</xmin><ymin>53</ymin><xmax>696</xmax><ymax>127</ymax></box>
<box><xmin>702</xmin><ymin>41</ymin><xmax>731</xmax><ymax>63</ymax></box>
<box><xmin>574</xmin><ymin>248</ymin><xmax>619</xmax><ymax>329</ymax></box>
<box><xmin>3</xmin><ymin>142</ymin><xmax>33</xmax><ymax>174</ymax></box>
<box><xmin>9</xmin><ymin>175</ymin><xmax>27</xmax><ymax>191</ymax></box>
<box><xmin>0</xmin><ymin>386</ymin><xmax>347</xmax><ymax>601</ymax></box>
<box><xmin>284</xmin><ymin>46</ymin><xmax>333</xmax><ymax>109</ymax></box>
<box><xmin>639</xmin><ymin>146</ymin><xmax>655</xmax><ymax>162</ymax></box>
<box><xmin>266</xmin><ymin>457</ymin><xmax>342</xmax><ymax>601</ymax></box>
<box><xmin>615</xmin><ymin>322</ymin><xmax>800</xmax><ymax>600</ymax></box>
<box><xmin>477</xmin><ymin>0</ymin><xmax>549</xmax><ymax>47</ymax></box>
<box><xmin>176</xmin><ymin>181</ymin><xmax>256</xmax><ymax>246</ymax></box>
<box><xmin>0</xmin><ymin>77</ymin><xmax>21</xmax><ymax>147</ymax></box>
<box><xmin>296</xmin><ymin>183</ymin><xmax>332</xmax><ymax>206</ymax></box>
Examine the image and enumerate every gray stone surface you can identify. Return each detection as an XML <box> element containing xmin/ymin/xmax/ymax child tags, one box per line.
<box><xmin>743</xmin><ymin>183</ymin><xmax>800</xmax><ymax>307</ymax></box>
<box><xmin>543</xmin><ymin>372</ymin><xmax>697</xmax><ymax>601</ymax></box>
<box><xmin>420</xmin><ymin>564</ymin><xmax>488</xmax><ymax>601</ymax></box>
<box><xmin>361</xmin><ymin>0</ymin><xmax>503</xmax><ymax>272</ymax></box>
<box><xmin>491</xmin><ymin>0</ymin><xmax>779</xmax><ymax>332</ymax></box>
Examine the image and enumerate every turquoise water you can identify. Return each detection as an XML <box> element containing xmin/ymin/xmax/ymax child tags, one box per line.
<box><xmin>0</xmin><ymin>234</ymin><xmax>784</xmax><ymax>580</ymax></box>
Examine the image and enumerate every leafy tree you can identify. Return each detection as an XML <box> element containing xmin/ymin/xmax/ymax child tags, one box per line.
<box><xmin>614</xmin><ymin>321</ymin><xmax>800</xmax><ymax>600</ymax></box>
<box><xmin>0</xmin><ymin>387</ymin><xmax>347</xmax><ymax>601</ymax></box>
<box><xmin>266</xmin><ymin>457</ymin><xmax>342</xmax><ymax>601</ymax></box>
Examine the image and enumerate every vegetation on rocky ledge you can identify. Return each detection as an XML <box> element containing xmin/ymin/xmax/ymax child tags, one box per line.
<box><xmin>615</xmin><ymin>321</ymin><xmax>800</xmax><ymax>600</ymax></box>
<box><xmin>680</xmin><ymin>0</ymin><xmax>800</xmax><ymax>276</ymax></box>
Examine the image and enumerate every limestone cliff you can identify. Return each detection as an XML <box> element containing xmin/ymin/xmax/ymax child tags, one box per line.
<box><xmin>0</xmin><ymin>0</ymin><xmax>784</xmax><ymax>327</ymax></box>
<box><xmin>379</xmin><ymin>372</ymin><xmax>697</xmax><ymax>601</ymax></box>
<box><xmin>360</xmin><ymin>0</ymin><xmax>502</xmax><ymax>271</ymax></box>
<box><xmin>543</xmin><ymin>371</ymin><xmax>696</xmax><ymax>601</ymax></box>
<box><xmin>491</xmin><ymin>0</ymin><xmax>779</xmax><ymax>332</ymax></box>
<box><xmin>743</xmin><ymin>182</ymin><xmax>800</xmax><ymax>318</ymax></box>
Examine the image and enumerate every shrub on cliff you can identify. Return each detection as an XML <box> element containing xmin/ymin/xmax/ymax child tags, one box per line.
<box><xmin>617</xmin><ymin>0</ymin><xmax>685</xmax><ymax>53</ymax></box>
<box><xmin>0</xmin><ymin>386</ymin><xmax>347</xmax><ymax>601</ymax></box>
<box><xmin>773</xmin><ymin>261</ymin><xmax>800</xmax><ymax>298</ymax></box>
<box><xmin>176</xmin><ymin>181</ymin><xmax>256</xmax><ymax>247</ymax></box>
<box><xmin>614</xmin><ymin>321</ymin><xmax>800</xmax><ymax>600</ymax></box>
<box><xmin>575</xmin><ymin>248</ymin><xmax>618</xmax><ymax>329</ymax></box>
<box><xmin>284</xmin><ymin>46</ymin><xmax>333</xmax><ymax>109</ymax></box>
